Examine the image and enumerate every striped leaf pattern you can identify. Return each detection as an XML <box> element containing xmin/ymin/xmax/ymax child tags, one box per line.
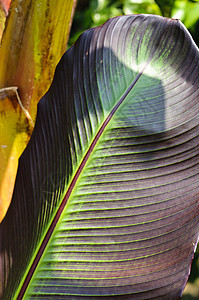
<box><xmin>1</xmin><ymin>14</ymin><xmax>199</xmax><ymax>299</ymax></box>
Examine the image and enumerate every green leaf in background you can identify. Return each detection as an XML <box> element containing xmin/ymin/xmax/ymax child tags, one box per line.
<box><xmin>1</xmin><ymin>14</ymin><xmax>199</xmax><ymax>299</ymax></box>
<box><xmin>172</xmin><ymin>0</ymin><xmax>199</xmax><ymax>28</ymax></box>
<box><xmin>124</xmin><ymin>0</ymin><xmax>161</xmax><ymax>15</ymax></box>
<box><xmin>154</xmin><ymin>0</ymin><xmax>175</xmax><ymax>17</ymax></box>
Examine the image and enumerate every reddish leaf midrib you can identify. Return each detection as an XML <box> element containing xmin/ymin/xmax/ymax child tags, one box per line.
<box><xmin>17</xmin><ymin>70</ymin><xmax>143</xmax><ymax>299</ymax></box>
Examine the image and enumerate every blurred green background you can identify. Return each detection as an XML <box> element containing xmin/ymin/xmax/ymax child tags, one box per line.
<box><xmin>68</xmin><ymin>0</ymin><xmax>199</xmax><ymax>299</ymax></box>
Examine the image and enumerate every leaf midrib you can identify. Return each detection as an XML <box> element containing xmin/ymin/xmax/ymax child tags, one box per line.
<box><xmin>17</xmin><ymin>70</ymin><xmax>143</xmax><ymax>299</ymax></box>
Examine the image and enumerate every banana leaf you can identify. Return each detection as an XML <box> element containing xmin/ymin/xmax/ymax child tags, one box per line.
<box><xmin>1</xmin><ymin>14</ymin><xmax>199</xmax><ymax>299</ymax></box>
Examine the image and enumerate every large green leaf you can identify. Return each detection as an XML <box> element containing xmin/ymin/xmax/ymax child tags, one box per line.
<box><xmin>1</xmin><ymin>14</ymin><xmax>199</xmax><ymax>299</ymax></box>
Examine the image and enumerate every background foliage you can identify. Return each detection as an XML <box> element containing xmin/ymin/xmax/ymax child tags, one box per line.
<box><xmin>68</xmin><ymin>1</ymin><xmax>199</xmax><ymax>299</ymax></box>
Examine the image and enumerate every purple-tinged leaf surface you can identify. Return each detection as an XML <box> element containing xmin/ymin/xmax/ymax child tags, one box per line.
<box><xmin>1</xmin><ymin>14</ymin><xmax>199</xmax><ymax>299</ymax></box>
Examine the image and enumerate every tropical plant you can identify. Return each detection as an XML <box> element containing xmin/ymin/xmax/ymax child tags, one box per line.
<box><xmin>0</xmin><ymin>0</ymin><xmax>77</xmax><ymax>221</ymax></box>
<box><xmin>1</xmin><ymin>13</ymin><xmax>199</xmax><ymax>299</ymax></box>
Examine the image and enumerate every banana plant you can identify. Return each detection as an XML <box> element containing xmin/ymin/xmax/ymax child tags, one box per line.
<box><xmin>1</xmin><ymin>14</ymin><xmax>199</xmax><ymax>299</ymax></box>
